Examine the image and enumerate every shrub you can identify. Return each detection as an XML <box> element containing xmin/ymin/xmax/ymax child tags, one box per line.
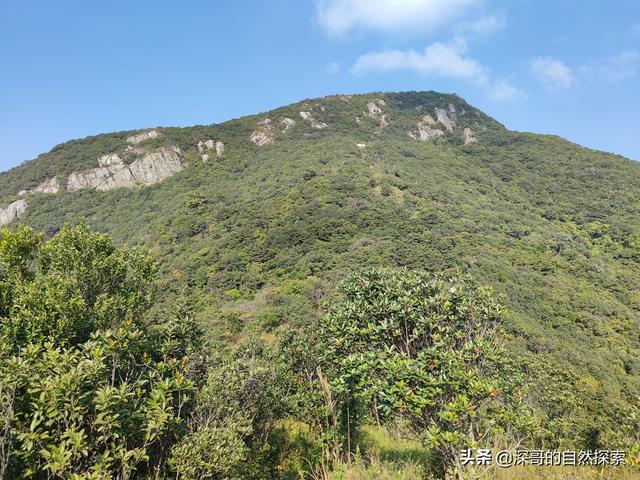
<box><xmin>316</xmin><ymin>268</ymin><xmax>530</xmax><ymax>478</ymax></box>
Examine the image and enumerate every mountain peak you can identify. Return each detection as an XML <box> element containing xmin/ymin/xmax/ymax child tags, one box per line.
<box><xmin>0</xmin><ymin>90</ymin><xmax>503</xmax><ymax>225</ymax></box>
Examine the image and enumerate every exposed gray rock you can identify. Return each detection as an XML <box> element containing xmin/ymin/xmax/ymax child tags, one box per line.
<box><xmin>281</xmin><ymin>117</ymin><xmax>296</xmax><ymax>132</ymax></box>
<box><xmin>197</xmin><ymin>140</ymin><xmax>214</xmax><ymax>153</ymax></box>
<box><xmin>201</xmin><ymin>154</ymin><xmax>210</xmax><ymax>163</ymax></box>
<box><xmin>366</xmin><ymin>99</ymin><xmax>389</xmax><ymax>130</ymax></box>
<box><xmin>68</xmin><ymin>164</ymin><xmax>133</xmax><ymax>191</ymax></box>
<box><xmin>198</xmin><ymin>139</ymin><xmax>224</xmax><ymax>157</ymax></box>
<box><xmin>299</xmin><ymin>111</ymin><xmax>327</xmax><ymax>129</ymax></box>
<box><xmin>18</xmin><ymin>177</ymin><xmax>60</xmax><ymax>196</ymax></box>
<box><xmin>367</xmin><ymin>101</ymin><xmax>382</xmax><ymax>116</ymax></box>
<box><xmin>98</xmin><ymin>154</ymin><xmax>123</xmax><ymax>167</ymax></box>
<box><xmin>463</xmin><ymin>128</ymin><xmax>478</xmax><ymax>145</ymax></box>
<box><xmin>411</xmin><ymin>114</ymin><xmax>444</xmax><ymax>141</ymax></box>
<box><xmin>128</xmin><ymin>146</ymin><xmax>183</xmax><ymax>185</ymax></box>
<box><xmin>0</xmin><ymin>199</ymin><xmax>27</xmax><ymax>226</ymax></box>
<box><xmin>356</xmin><ymin>143</ymin><xmax>367</xmax><ymax>148</ymax></box>
<box><xmin>448</xmin><ymin>103</ymin><xmax>456</xmax><ymax>113</ymax></box>
<box><xmin>67</xmin><ymin>146</ymin><xmax>184</xmax><ymax>191</ymax></box>
<box><xmin>435</xmin><ymin>108</ymin><xmax>455</xmax><ymax>132</ymax></box>
<box><xmin>250</xmin><ymin>119</ymin><xmax>276</xmax><ymax>146</ymax></box>
<box><xmin>126</xmin><ymin>130</ymin><xmax>160</xmax><ymax>145</ymax></box>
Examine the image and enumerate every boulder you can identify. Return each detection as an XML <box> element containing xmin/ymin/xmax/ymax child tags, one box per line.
<box><xmin>463</xmin><ymin>127</ymin><xmax>478</xmax><ymax>144</ymax></box>
<box><xmin>299</xmin><ymin>111</ymin><xmax>327</xmax><ymax>129</ymax></box>
<box><xmin>0</xmin><ymin>199</ymin><xmax>27</xmax><ymax>226</ymax></box>
<box><xmin>126</xmin><ymin>130</ymin><xmax>160</xmax><ymax>145</ymax></box>
<box><xmin>411</xmin><ymin>114</ymin><xmax>444</xmax><ymax>141</ymax></box>
<box><xmin>215</xmin><ymin>141</ymin><xmax>225</xmax><ymax>157</ymax></box>
<box><xmin>250</xmin><ymin>119</ymin><xmax>276</xmax><ymax>145</ymax></box>
<box><xmin>18</xmin><ymin>177</ymin><xmax>60</xmax><ymax>196</ymax></box>
<box><xmin>435</xmin><ymin>108</ymin><xmax>455</xmax><ymax>132</ymax></box>
<box><xmin>281</xmin><ymin>117</ymin><xmax>296</xmax><ymax>132</ymax></box>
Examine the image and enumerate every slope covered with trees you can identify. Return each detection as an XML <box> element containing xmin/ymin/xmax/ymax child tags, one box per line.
<box><xmin>1</xmin><ymin>92</ymin><xmax>639</xmax><ymax>468</ymax></box>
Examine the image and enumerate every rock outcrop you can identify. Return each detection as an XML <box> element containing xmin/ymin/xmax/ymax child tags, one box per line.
<box><xmin>197</xmin><ymin>140</ymin><xmax>215</xmax><ymax>153</ymax></box>
<box><xmin>281</xmin><ymin>117</ymin><xmax>296</xmax><ymax>132</ymax></box>
<box><xmin>0</xmin><ymin>199</ymin><xmax>27</xmax><ymax>226</ymax></box>
<box><xmin>435</xmin><ymin>108</ymin><xmax>455</xmax><ymax>132</ymax></box>
<box><xmin>299</xmin><ymin>111</ymin><xmax>327</xmax><ymax>129</ymax></box>
<box><xmin>250</xmin><ymin>119</ymin><xmax>276</xmax><ymax>146</ymax></box>
<box><xmin>98</xmin><ymin>154</ymin><xmax>123</xmax><ymax>167</ymax></box>
<box><xmin>197</xmin><ymin>139</ymin><xmax>225</xmax><ymax>161</ymax></box>
<box><xmin>366</xmin><ymin>99</ymin><xmax>389</xmax><ymax>130</ymax></box>
<box><xmin>18</xmin><ymin>177</ymin><xmax>60</xmax><ymax>196</ymax></box>
<box><xmin>126</xmin><ymin>130</ymin><xmax>160</xmax><ymax>145</ymax></box>
<box><xmin>409</xmin><ymin>114</ymin><xmax>444</xmax><ymax>141</ymax></box>
<box><xmin>67</xmin><ymin>146</ymin><xmax>184</xmax><ymax>191</ymax></box>
<box><xmin>463</xmin><ymin>128</ymin><xmax>477</xmax><ymax>144</ymax></box>
<box><xmin>409</xmin><ymin>104</ymin><xmax>469</xmax><ymax>141</ymax></box>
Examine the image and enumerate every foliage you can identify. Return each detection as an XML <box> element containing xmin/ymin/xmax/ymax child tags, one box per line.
<box><xmin>0</xmin><ymin>224</ymin><xmax>155</xmax><ymax>352</ymax></box>
<box><xmin>2</xmin><ymin>90</ymin><xmax>640</xmax><ymax>467</ymax></box>
<box><xmin>316</xmin><ymin>269</ymin><xmax>531</xmax><ymax>477</ymax></box>
<box><xmin>170</xmin><ymin>340</ymin><xmax>292</xmax><ymax>479</ymax></box>
<box><xmin>169</xmin><ymin>425</ymin><xmax>248</xmax><ymax>480</ymax></box>
<box><xmin>0</xmin><ymin>225</ymin><xmax>198</xmax><ymax>479</ymax></box>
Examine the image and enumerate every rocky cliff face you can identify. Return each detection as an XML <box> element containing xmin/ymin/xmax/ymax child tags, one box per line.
<box><xmin>18</xmin><ymin>177</ymin><xmax>60</xmax><ymax>196</ymax></box>
<box><xmin>299</xmin><ymin>111</ymin><xmax>327</xmax><ymax>129</ymax></box>
<box><xmin>126</xmin><ymin>129</ymin><xmax>160</xmax><ymax>145</ymax></box>
<box><xmin>68</xmin><ymin>146</ymin><xmax>184</xmax><ymax>191</ymax></box>
<box><xmin>0</xmin><ymin>199</ymin><xmax>27</xmax><ymax>226</ymax></box>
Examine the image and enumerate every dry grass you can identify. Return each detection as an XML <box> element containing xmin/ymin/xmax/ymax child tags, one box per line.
<box><xmin>488</xmin><ymin>465</ymin><xmax>639</xmax><ymax>480</ymax></box>
<box><xmin>324</xmin><ymin>426</ymin><xmax>640</xmax><ymax>480</ymax></box>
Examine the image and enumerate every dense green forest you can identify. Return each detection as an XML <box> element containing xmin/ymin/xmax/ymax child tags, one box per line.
<box><xmin>1</xmin><ymin>91</ymin><xmax>639</xmax><ymax>478</ymax></box>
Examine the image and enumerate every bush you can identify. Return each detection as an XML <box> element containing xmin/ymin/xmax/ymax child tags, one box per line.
<box><xmin>0</xmin><ymin>224</ymin><xmax>199</xmax><ymax>478</ymax></box>
<box><xmin>315</xmin><ymin>268</ymin><xmax>531</xmax><ymax>478</ymax></box>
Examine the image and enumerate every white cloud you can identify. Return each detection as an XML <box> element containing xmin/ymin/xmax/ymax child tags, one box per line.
<box><xmin>599</xmin><ymin>51</ymin><xmax>640</xmax><ymax>81</ymax></box>
<box><xmin>488</xmin><ymin>80</ymin><xmax>525</xmax><ymax>101</ymax></box>
<box><xmin>530</xmin><ymin>57</ymin><xmax>573</xmax><ymax>90</ymax></box>
<box><xmin>465</xmin><ymin>13</ymin><xmax>506</xmax><ymax>35</ymax></box>
<box><xmin>351</xmin><ymin>40</ymin><xmax>524</xmax><ymax>101</ymax></box>
<box><xmin>316</xmin><ymin>0</ymin><xmax>482</xmax><ymax>36</ymax></box>
<box><xmin>352</xmin><ymin>41</ymin><xmax>487</xmax><ymax>80</ymax></box>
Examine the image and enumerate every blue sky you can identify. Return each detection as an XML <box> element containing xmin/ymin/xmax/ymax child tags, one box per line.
<box><xmin>1</xmin><ymin>0</ymin><xmax>639</xmax><ymax>173</ymax></box>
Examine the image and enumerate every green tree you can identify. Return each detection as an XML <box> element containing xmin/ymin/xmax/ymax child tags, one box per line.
<box><xmin>0</xmin><ymin>225</ymin><xmax>199</xmax><ymax>479</ymax></box>
<box><xmin>170</xmin><ymin>340</ymin><xmax>290</xmax><ymax>479</ymax></box>
<box><xmin>0</xmin><ymin>224</ymin><xmax>155</xmax><ymax>352</ymax></box>
<box><xmin>316</xmin><ymin>269</ymin><xmax>530</xmax><ymax>478</ymax></box>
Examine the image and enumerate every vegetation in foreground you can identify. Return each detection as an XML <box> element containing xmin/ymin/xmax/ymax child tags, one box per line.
<box><xmin>1</xmin><ymin>225</ymin><xmax>638</xmax><ymax>479</ymax></box>
<box><xmin>2</xmin><ymin>91</ymin><xmax>639</xmax><ymax>453</ymax></box>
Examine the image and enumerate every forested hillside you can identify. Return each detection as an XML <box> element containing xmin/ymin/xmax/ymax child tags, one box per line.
<box><xmin>1</xmin><ymin>91</ymin><xmax>639</xmax><ymax>477</ymax></box>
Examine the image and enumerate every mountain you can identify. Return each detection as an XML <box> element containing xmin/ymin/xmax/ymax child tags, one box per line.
<box><xmin>1</xmin><ymin>91</ymin><xmax>639</xmax><ymax>444</ymax></box>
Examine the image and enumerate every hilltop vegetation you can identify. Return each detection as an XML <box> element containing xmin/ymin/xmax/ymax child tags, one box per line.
<box><xmin>1</xmin><ymin>91</ymin><xmax>639</xmax><ymax>477</ymax></box>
